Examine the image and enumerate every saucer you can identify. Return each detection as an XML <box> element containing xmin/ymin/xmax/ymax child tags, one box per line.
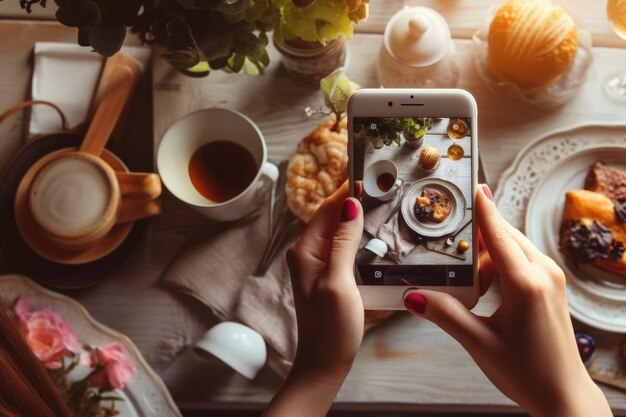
<box><xmin>0</xmin><ymin>133</ymin><xmax>147</xmax><ymax>289</ymax></box>
<box><xmin>14</xmin><ymin>148</ymin><xmax>133</xmax><ymax>265</ymax></box>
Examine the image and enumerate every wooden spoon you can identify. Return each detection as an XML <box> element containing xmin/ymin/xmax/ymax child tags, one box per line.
<box><xmin>80</xmin><ymin>53</ymin><xmax>142</xmax><ymax>156</ymax></box>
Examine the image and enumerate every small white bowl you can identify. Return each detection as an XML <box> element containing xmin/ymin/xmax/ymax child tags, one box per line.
<box><xmin>364</xmin><ymin>238</ymin><xmax>388</xmax><ymax>258</ymax></box>
<box><xmin>193</xmin><ymin>321</ymin><xmax>267</xmax><ymax>379</ymax></box>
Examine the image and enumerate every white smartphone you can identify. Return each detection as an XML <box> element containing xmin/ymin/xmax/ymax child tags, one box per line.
<box><xmin>348</xmin><ymin>89</ymin><xmax>479</xmax><ymax>310</ymax></box>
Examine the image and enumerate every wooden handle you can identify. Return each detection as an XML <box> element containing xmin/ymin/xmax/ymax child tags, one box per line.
<box><xmin>80</xmin><ymin>53</ymin><xmax>142</xmax><ymax>156</ymax></box>
<box><xmin>116</xmin><ymin>172</ymin><xmax>162</xmax><ymax>199</ymax></box>
<box><xmin>0</xmin><ymin>100</ymin><xmax>70</xmax><ymax>131</ymax></box>
<box><xmin>116</xmin><ymin>197</ymin><xmax>162</xmax><ymax>224</ymax></box>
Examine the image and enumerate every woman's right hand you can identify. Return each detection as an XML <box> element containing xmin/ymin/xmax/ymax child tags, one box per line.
<box><xmin>404</xmin><ymin>185</ymin><xmax>613</xmax><ymax>417</ymax></box>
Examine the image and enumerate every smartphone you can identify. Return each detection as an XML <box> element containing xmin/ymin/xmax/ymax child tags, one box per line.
<box><xmin>348</xmin><ymin>89</ymin><xmax>479</xmax><ymax>310</ymax></box>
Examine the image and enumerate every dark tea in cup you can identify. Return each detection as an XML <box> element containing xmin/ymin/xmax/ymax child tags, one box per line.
<box><xmin>376</xmin><ymin>172</ymin><xmax>396</xmax><ymax>192</ymax></box>
<box><xmin>188</xmin><ymin>141</ymin><xmax>258</xmax><ymax>203</ymax></box>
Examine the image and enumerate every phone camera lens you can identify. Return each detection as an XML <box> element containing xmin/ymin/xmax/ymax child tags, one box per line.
<box><xmin>410</xmin><ymin>95</ymin><xmax>414</xmax><ymax>99</ymax></box>
<box><xmin>387</xmin><ymin>101</ymin><xmax>393</xmax><ymax>107</ymax></box>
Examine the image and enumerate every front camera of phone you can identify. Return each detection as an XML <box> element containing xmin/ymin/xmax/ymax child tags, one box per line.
<box><xmin>387</xmin><ymin>101</ymin><xmax>393</xmax><ymax>107</ymax></box>
<box><xmin>410</xmin><ymin>95</ymin><xmax>414</xmax><ymax>99</ymax></box>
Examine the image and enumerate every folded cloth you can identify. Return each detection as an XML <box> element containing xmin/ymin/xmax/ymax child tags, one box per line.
<box><xmin>163</xmin><ymin>183</ymin><xmax>394</xmax><ymax>378</ymax></box>
<box><xmin>162</xmin><ymin>201</ymin><xmax>297</xmax><ymax>377</ymax></box>
<box><xmin>30</xmin><ymin>42</ymin><xmax>151</xmax><ymax>137</ymax></box>
<box><xmin>363</xmin><ymin>193</ymin><xmax>417</xmax><ymax>263</ymax></box>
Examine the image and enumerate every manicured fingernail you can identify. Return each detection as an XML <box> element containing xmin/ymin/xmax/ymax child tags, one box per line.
<box><xmin>404</xmin><ymin>292</ymin><xmax>427</xmax><ymax>314</ymax></box>
<box><xmin>481</xmin><ymin>184</ymin><xmax>494</xmax><ymax>202</ymax></box>
<box><xmin>341</xmin><ymin>198</ymin><xmax>358</xmax><ymax>222</ymax></box>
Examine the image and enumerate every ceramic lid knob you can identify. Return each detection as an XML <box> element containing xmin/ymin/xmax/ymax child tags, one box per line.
<box><xmin>384</xmin><ymin>6</ymin><xmax>451</xmax><ymax>67</ymax></box>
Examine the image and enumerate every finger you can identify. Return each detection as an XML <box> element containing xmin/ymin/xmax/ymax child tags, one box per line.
<box><xmin>504</xmin><ymin>222</ymin><xmax>551</xmax><ymax>265</ymax></box>
<box><xmin>354</xmin><ymin>181</ymin><xmax>363</xmax><ymax>199</ymax></box>
<box><xmin>325</xmin><ymin>198</ymin><xmax>364</xmax><ymax>280</ymax></box>
<box><xmin>301</xmin><ymin>181</ymin><xmax>350</xmax><ymax>244</ymax></box>
<box><xmin>476</xmin><ymin>185</ymin><xmax>530</xmax><ymax>279</ymax></box>
<box><xmin>404</xmin><ymin>290</ymin><xmax>488</xmax><ymax>353</ymax></box>
<box><xmin>478</xmin><ymin>251</ymin><xmax>497</xmax><ymax>296</ymax></box>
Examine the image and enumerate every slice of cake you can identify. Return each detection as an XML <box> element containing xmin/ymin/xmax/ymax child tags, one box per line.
<box><xmin>559</xmin><ymin>188</ymin><xmax>626</xmax><ymax>277</ymax></box>
<box><xmin>584</xmin><ymin>161</ymin><xmax>626</xmax><ymax>200</ymax></box>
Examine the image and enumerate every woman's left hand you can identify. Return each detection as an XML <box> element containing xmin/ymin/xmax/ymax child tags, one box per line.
<box><xmin>264</xmin><ymin>182</ymin><xmax>364</xmax><ymax>417</ymax></box>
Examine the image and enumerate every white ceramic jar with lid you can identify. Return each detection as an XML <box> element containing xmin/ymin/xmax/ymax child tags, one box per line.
<box><xmin>377</xmin><ymin>6</ymin><xmax>460</xmax><ymax>88</ymax></box>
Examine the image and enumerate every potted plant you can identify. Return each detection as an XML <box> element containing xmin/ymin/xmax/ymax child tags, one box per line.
<box><xmin>400</xmin><ymin>117</ymin><xmax>433</xmax><ymax>149</ymax></box>
<box><xmin>17</xmin><ymin>0</ymin><xmax>368</xmax><ymax>80</ymax></box>
<box><xmin>353</xmin><ymin>117</ymin><xmax>403</xmax><ymax>149</ymax></box>
<box><xmin>273</xmin><ymin>0</ymin><xmax>369</xmax><ymax>85</ymax></box>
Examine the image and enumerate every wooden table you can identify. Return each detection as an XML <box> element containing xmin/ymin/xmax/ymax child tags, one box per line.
<box><xmin>1</xmin><ymin>2</ymin><xmax>626</xmax><ymax>415</ymax></box>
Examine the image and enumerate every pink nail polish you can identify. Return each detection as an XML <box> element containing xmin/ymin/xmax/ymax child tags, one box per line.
<box><xmin>481</xmin><ymin>184</ymin><xmax>494</xmax><ymax>202</ymax></box>
<box><xmin>341</xmin><ymin>198</ymin><xmax>358</xmax><ymax>222</ymax></box>
<box><xmin>404</xmin><ymin>292</ymin><xmax>427</xmax><ymax>314</ymax></box>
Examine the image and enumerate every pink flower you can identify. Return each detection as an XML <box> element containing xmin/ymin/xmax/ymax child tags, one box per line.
<box><xmin>13</xmin><ymin>296</ymin><xmax>83</xmax><ymax>369</ymax></box>
<box><xmin>89</xmin><ymin>342</ymin><xmax>133</xmax><ymax>390</ymax></box>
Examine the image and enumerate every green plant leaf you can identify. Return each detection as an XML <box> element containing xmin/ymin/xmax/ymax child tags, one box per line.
<box><xmin>275</xmin><ymin>0</ymin><xmax>356</xmax><ymax>44</ymax></box>
<box><xmin>55</xmin><ymin>1</ymin><xmax>102</xmax><ymax>31</ymax></box>
<box><xmin>212</xmin><ymin>0</ymin><xmax>247</xmax><ymax>17</ymax></box>
<box><xmin>320</xmin><ymin>67</ymin><xmax>360</xmax><ymax>116</ymax></box>
<box><xmin>198</xmin><ymin>31</ymin><xmax>234</xmax><ymax>61</ymax></box>
<box><xmin>88</xmin><ymin>19</ymin><xmax>125</xmax><ymax>57</ymax></box>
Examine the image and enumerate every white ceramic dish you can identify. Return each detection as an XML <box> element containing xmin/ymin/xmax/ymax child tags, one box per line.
<box><xmin>400</xmin><ymin>178</ymin><xmax>466</xmax><ymax>238</ymax></box>
<box><xmin>525</xmin><ymin>147</ymin><xmax>626</xmax><ymax>333</ymax></box>
<box><xmin>495</xmin><ymin>123</ymin><xmax>626</xmax><ymax>332</ymax></box>
<box><xmin>0</xmin><ymin>275</ymin><xmax>182</xmax><ymax>417</ymax></box>
<box><xmin>193</xmin><ymin>321</ymin><xmax>267</xmax><ymax>380</ymax></box>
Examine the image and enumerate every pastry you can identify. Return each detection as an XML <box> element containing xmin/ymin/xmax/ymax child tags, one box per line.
<box><xmin>414</xmin><ymin>187</ymin><xmax>451</xmax><ymax>223</ymax></box>
<box><xmin>584</xmin><ymin>161</ymin><xmax>626</xmax><ymax>200</ymax></box>
<box><xmin>286</xmin><ymin>118</ymin><xmax>348</xmax><ymax>222</ymax></box>
<box><xmin>418</xmin><ymin>146</ymin><xmax>440</xmax><ymax>171</ymax></box>
<box><xmin>488</xmin><ymin>0</ymin><xmax>578</xmax><ymax>90</ymax></box>
<box><xmin>559</xmin><ymin>190</ymin><xmax>626</xmax><ymax>277</ymax></box>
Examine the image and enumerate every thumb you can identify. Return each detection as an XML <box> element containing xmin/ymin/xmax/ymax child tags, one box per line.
<box><xmin>326</xmin><ymin>198</ymin><xmax>364</xmax><ymax>279</ymax></box>
<box><xmin>404</xmin><ymin>289</ymin><xmax>486</xmax><ymax>352</ymax></box>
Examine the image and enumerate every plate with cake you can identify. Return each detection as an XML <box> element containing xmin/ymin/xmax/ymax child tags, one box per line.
<box><xmin>525</xmin><ymin>146</ymin><xmax>626</xmax><ymax>332</ymax></box>
<box><xmin>401</xmin><ymin>178</ymin><xmax>466</xmax><ymax>237</ymax></box>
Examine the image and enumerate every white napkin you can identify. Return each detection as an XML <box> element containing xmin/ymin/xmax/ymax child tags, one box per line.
<box><xmin>29</xmin><ymin>42</ymin><xmax>151</xmax><ymax>137</ymax></box>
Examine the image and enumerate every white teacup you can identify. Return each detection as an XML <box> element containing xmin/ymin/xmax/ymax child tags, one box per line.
<box><xmin>157</xmin><ymin>108</ymin><xmax>278</xmax><ymax>222</ymax></box>
<box><xmin>364</xmin><ymin>159</ymin><xmax>403</xmax><ymax>202</ymax></box>
<box><xmin>193</xmin><ymin>321</ymin><xmax>267</xmax><ymax>380</ymax></box>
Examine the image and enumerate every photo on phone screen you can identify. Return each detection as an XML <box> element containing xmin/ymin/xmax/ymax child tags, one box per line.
<box><xmin>352</xmin><ymin>116</ymin><xmax>474</xmax><ymax>287</ymax></box>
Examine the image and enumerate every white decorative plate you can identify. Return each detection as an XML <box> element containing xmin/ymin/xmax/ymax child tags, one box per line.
<box><xmin>0</xmin><ymin>275</ymin><xmax>182</xmax><ymax>417</ymax></box>
<box><xmin>525</xmin><ymin>147</ymin><xmax>626</xmax><ymax>332</ymax></box>
<box><xmin>494</xmin><ymin>123</ymin><xmax>626</xmax><ymax>333</ymax></box>
<box><xmin>401</xmin><ymin>178</ymin><xmax>466</xmax><ymax>238</ymax></box>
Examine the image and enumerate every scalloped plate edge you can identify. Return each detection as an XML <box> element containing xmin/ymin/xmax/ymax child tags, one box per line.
<box><xmin>494</xmin><ymin>122</ymin><xmax>626</xmax><ymax>203</ymax></box>
<box><xmin>0</xmin><ymin>274</ymin><xmax>182</xmax><ymax>417</ymax></box>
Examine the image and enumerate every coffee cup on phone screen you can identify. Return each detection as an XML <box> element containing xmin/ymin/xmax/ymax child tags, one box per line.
<box><xmin>364</xmin><ymin>159</ymin><xmax>403</xmax><ymax>202</ymax></box>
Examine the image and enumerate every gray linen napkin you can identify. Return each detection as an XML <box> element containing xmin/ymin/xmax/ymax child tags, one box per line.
<box><xmin>363</xmin><ymin>193</ymin><xmax>417</xmax><ymax>263</ymax></box>
<box><xmin>161</xmin><ymin>200</ymin><xmax>296</xmax><ymax>378</ymax></box>
<box><xmin>162</xmin><ymin>183</ymin><xmax>395</xmax><ymax>379</ymax></box>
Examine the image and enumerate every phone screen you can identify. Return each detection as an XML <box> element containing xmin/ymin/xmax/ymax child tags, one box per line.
<box><xmin>352</xmin><ymin>116</ymin><xmax>474</xmax><ymax>287</ymax></box>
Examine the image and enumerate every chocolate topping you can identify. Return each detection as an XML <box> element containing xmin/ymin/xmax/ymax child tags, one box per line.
<box><xmin>610</xmin><ymin>240</ymin><xmax>625</xmax><ymax>262</ymax></box>
<box><xmin>562</xmin><ymin>220</ymin><xmax>613</xmax><ymax>262</ymax></box>
<box><xmin>615</xmin><ymin>197</ymin><xmax>626</xmax><ymax>223</ymax></box>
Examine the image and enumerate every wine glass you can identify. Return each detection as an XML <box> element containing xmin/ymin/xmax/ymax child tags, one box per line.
<box><xmin>605</xmin><ymin>0</ymin><xmax>626</xmax><ymax>101</ymax></box>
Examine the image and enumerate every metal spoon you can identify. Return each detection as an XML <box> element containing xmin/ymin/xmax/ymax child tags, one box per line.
<box><xmin>444</xmin><ymin>217</ymin><xmax>472</xmax><ymax>248</ymax></box>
